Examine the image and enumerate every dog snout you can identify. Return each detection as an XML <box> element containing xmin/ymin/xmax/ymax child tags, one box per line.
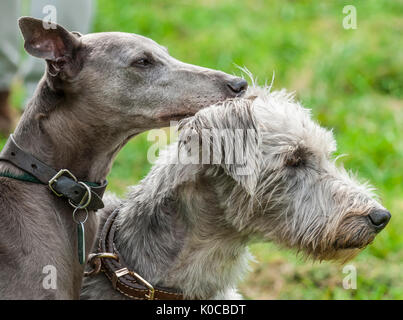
<box><xmin>367</xmin><ymin>209</ymin><xmax>391</xmax><ymax>232</ymax></box>
<box><xmin>226</xmin><ymin>78</ymin><xmax>248</xmax><ymax>96</ymax></box>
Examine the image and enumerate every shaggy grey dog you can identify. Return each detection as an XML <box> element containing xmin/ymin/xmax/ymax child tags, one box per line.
<box><xmin>82</xmin><ymin>86</ymin><xmax>391</xmax><ymax>300</ymax></box>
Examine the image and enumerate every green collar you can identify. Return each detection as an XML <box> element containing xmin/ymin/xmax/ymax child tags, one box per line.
<box><xmin>0</xmin><ymin>171</ymin><xmax>42</xmax><ymax>184</ymax></box>
<box><xmin>0</xmin><ymin>170</ymin><xmax>100</xmax><ymax>187</ymax></box>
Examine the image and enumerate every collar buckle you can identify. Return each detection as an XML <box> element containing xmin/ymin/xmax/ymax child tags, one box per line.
<box><xmin>48</xmin><ymin>169</ymin><xmax>77</xmax><ymax>197</ymax></box>
<box><xmin>112</xmin><ymin>267</ymin><xmax>155</xmax><ymax>300</ymax></box>
<box><xmin>131</xmin><ymin>271</ymin><xmax>155</xmax><ymax>300</ymax></box>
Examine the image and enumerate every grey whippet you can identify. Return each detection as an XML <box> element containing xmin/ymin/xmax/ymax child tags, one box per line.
<box><xmin>0</xmin><ymin>17</ymin><xmax>247</xmax><ymax>299</ymax></box>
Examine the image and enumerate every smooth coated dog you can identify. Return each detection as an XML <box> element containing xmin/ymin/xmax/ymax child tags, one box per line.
<box><xmin>0</xmin><ymin>17</ymin><xmax>246</xmax><ymax>299</ymax></box>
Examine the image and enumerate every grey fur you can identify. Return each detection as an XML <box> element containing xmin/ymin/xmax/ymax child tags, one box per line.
<box><xmin>82</xmin><ymin>85</ymin><xmax>390</xmax><ymax>300</ymax></box>
<box><xmin>0</xmin><ymin>17</ymin><xmax>246</xmax><ymax>299</ymax></box>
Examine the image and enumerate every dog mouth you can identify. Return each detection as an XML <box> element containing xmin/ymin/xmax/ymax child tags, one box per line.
<box><xmin>333</xmin><ymin>234</ymin><xmax>376</xmax><ymax>251</ymax></box>
<box><xmin>334</xmin><ymin>243</ymin><xmax>368</xmax><ymax>250</ymax></box>
<box><xmin>158</xmin><ymin>99</ymin><xmax>230</xmax><ymax>122</ymax></box>
<box><xmin>159</xmin><ymin>112</ymin><xmax>195</xmax><ymax>122</ymax></box>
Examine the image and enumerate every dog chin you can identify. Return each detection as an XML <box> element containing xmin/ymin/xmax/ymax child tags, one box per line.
<box><xmin>322</xmin><ymin>236</ymin><xmax>379</xmax><ymax>262</ymax></box>
<box><xmin>157</xmin><ymin>112</ymin><xmax>195</xmax><ymax>122</ymax></box>
<box><xmin>312</xmin><ymin>248</ymin><xmax>362</xmax><ymax>263</ymax></box>
<box><xmin>166</xmin><ymin>113</ymin><xmax>195</xmax><ymax>122</ymax></box>
<box><xmin>157</xmin><ymin>96</ymin><xmax>234</xmax><ymax>122</ymax></box>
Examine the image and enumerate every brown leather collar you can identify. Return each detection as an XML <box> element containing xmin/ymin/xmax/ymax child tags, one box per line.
<box><xmin>0</xmin><ymin>134</ymin><xmax>107</xmax><ymax>211</ymax></box>
<box><xmin>91</xmin><ymin>208</ymin><xmax>184</xmax><ymax>300</ymax></box>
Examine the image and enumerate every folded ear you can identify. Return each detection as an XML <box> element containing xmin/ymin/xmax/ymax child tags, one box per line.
<box><xmin>18</xmin><ymin>16</ymin><xmax>82</xmax><ymax>78</ymax></box>
<box><xmin>179</xmin><ymin>99</ymin><xmax>262</xmax><ymax>195</ymax></box>
<box><xmin>214</xmin><ymin>122</ymin><xmax>261</xmax><ymax>196</ymax></box>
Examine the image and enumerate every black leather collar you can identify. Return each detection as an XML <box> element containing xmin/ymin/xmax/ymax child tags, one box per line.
<box><xmin>0</xmin><ymin>134</ymin><xmax>107</xmax><ymax>211</ymax></box>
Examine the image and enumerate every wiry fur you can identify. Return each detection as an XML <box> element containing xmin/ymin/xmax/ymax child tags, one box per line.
<box><xmin>82</xmin><ymin>86</ymin><xmax>388</xmax><ymax>300</ymax></box>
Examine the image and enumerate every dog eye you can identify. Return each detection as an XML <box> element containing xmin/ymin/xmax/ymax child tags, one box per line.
<box><xmin>286</xmin><ymin>155</ymin><xmax>305</xmax><ymax>168</ymax></box>
<box><xmin>287</xmin><ymin>158</ymin><xmax>304</xmax><ymax>167</ymax></box>
<box><xmin>131</xmin><ymin>57</ymin><xmax>152</xmax><ymax>68</ymax></box>
<box><xmin>285</xmin><ymin>146</ymin><xmax>307</xmax><ymax>168</ymax></box>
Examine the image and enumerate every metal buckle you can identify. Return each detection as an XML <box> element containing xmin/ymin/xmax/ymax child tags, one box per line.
<box><xmin>84</xmin><ymin>253</ymin><xmax>119</xmax><ymax>277</ymax></box>
<box><xmin>112</xmin><ymin>267</ymin><xmax>155</xmax><ymax>300</ymax></box>
<box><xmin>69</xmin><ymin>181</ymin><xmax>92</xmax><ymax>210</ymax></box>
<box><xmin>112</xmin><ymin>267</ymin><xmax>130</xmax><ymax>289</ymax></box>
<box><xmin>130</xmin><ymin>271</ymin><xmax>155</xmax><ymax>300</ymax></box>
<box><xmin>48</xmin><ymin>169</ymin><xmax>77</xmax><ymax>197</ymax></box>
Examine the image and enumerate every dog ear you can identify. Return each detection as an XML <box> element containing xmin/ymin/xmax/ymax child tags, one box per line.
<box><xmin>179</xmin><ymin>99</ymin><xmax>262</xmax><ymax>195</ymax></box>
<box><xmin>18</xmin><ymin>16</ymin><xmax>82</xmax><ymax>78</ymax></box>
<box><xmin>217</xmin><ymin>122</ymin><xmax>261</xmax><ymax>196</ymax></box>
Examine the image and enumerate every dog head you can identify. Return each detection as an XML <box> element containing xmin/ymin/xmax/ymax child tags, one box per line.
<box><xmin>177</xmin><ymin>86</ymin><xmax>390</xmax><ymax>262</ymax></box>
<box><xmin>18</xmin><ymin>17</ymin><xmax>247</xmax><ymax>132</ymax></box>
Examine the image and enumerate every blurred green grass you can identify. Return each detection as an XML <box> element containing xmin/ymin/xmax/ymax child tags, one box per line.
<box><xmin>3</xmin><ymin>0</ymin><xmax>402</xmax><ymax>299</ymax></box>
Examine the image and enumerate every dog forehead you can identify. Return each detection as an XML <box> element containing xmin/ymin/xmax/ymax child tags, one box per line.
<box><xmin>81</xmin><ymin>32</ymin><xmax>168</xmax><ymax>60</ymax></box>
<box><xmin>251</xmin><ymin>92</ymin><xmax>337</xmax><ymax>155</ymax></box>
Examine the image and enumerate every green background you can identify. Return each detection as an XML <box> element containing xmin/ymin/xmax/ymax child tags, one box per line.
<box><xmin>3</xmin><ymin>0</ymin><xmax>402</xmax><ymax>299</ymax></box>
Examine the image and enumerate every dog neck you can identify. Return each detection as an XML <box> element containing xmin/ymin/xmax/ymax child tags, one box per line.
<box><xmin>2</xmin><ymin>78</ymin><xmax>138</xmax><ymax>183</ymax></box>
<box><xmin>115</xmin><ymin>160</ymin><xmax>252</xmax><ymax>299</ymax></box>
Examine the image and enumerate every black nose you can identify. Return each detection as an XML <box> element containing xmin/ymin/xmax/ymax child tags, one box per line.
<box><xmin>227</xmin><ymin>78</ymin><xmax>248</xmax><ymax>95</ymax></box>
<box><xmin>368</xmin><ymin>209</ymin><xmax>391</xmax><ymax>231</ymax></box>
